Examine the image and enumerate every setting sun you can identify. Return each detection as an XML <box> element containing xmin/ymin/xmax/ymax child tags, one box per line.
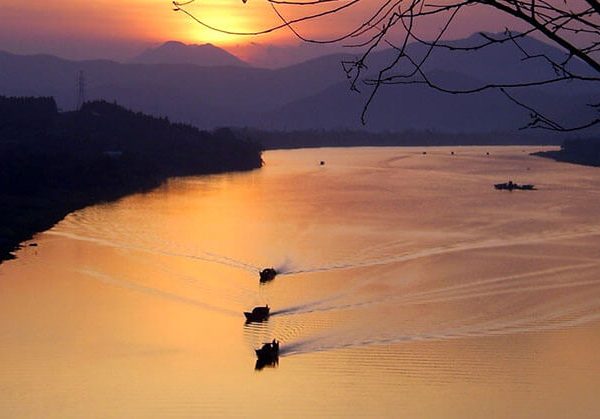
<box><xmin>171</xmin><ymin>0</ymin><xmax>285</xmax><ymax>45</ymax></box>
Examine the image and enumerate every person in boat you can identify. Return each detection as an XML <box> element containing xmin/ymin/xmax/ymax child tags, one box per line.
<box><xmin>264</xmin><ymin>339</ymin><xmax>278</xmax><ymax>354</ymax></box>
<box><xmin>259</xmin><ymin>268</ymin><xmax>277</xmax><ymax>282</ymax></box>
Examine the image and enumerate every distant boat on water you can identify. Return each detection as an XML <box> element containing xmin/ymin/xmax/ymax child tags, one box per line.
<box><xmin>494</xmin><ymin>180</ymin><xmax>536</xmax><ymax>191</ymax></box>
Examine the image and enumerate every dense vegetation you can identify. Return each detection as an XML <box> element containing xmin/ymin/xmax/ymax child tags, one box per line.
<box><xmin>0</xmin><ymin>96</ymin><xmax>262</xmax><ymax>262</ymax></box>
<box><xmin>534</xmin><ymin>138</ymin><xmax>600</xmax><ymax>167</ymax></box>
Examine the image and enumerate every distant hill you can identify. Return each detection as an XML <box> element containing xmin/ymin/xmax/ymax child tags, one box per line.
<box><xmin>264</xmin><ymin>68</ymin><xmax>597</xmax><ymax>132</ymax></box>
<box><xmin>132</xmin><ymin>41</ymin><xmax>248</xmax><ymax>67</ymax></box>
<box><xmin>237</xmin><ymin>128</ymin><xmax>558</xmax><ymax>150</ymax></box>
<box><xmin>0</xmin><ymin>33</ymin><xmax>597</xmax><ymax>135</ymax></box>
<box><xmin>0</xmin><ymin>50</ymin><xmax>345</xmax><ymax>127</ymax></box>
<box><xmin>228</xmin><ymin>42</ymin><xmax>344</xmax><ymax>69</ymax></box>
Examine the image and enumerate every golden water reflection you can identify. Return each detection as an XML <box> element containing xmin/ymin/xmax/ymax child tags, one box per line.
<box><xmin>1</xmin><ymin>147</ymin><xmax>600</xmax><ymax>418</ymax></box>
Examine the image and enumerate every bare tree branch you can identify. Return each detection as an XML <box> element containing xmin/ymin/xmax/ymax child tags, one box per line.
<box><xmin>173</xmin><ymin>0</ymin><xmax>600</xmax><ymax>131</ymax></box>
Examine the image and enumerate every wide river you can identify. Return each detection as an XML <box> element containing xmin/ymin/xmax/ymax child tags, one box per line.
<box><xmin>1</xmin><ymin>147</ymin><xmax>600</xmax><ymax>418</ymax></box>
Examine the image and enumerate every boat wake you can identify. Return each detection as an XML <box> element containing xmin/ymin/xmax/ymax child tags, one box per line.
<box><xmin>78</xmin><ymin>268</ymin><xmax>239</xmax><ymax>316</ymax></box>
<box><xmin>279</xmin><ymin>227</ymin><xmax>600</xmax><ymax>277</ymax></box>
<box><xmin>270</xmin><ymin>293</ymin><xmax>347</xmax><ymax>316</ymax></box>
<box><xmin>281</xmin><ymin>301</ymin><xmax>600</xmax><ymax>357</ymax></box>
<box><xmin>48</xmin><ymin>230</ymin><xmax>259</xmax><ymax>273</ymax></box>
<box><xmin>272</xmin><ymin>254</ymin><xmax>600</xmax><ymax>358</ymax></box>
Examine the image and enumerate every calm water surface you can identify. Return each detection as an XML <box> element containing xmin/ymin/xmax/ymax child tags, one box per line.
<box><xmin>2</xmin><ymin>147</ymin><xmax>600</xmax><ymax>418</ymax></box>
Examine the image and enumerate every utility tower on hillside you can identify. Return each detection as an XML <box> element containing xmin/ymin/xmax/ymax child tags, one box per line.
<box><xmin>75</xmin><ymin>70</ymin><xmax>86</xmax><ymax>110</ymax></box>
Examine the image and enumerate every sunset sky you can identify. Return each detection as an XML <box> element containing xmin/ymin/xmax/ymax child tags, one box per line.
<box><xmin>0</xmin><ymin>0</ymin><xmax>524</xmax><ymax>62</ymax></box>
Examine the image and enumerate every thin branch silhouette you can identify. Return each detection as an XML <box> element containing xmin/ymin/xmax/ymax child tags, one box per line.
<box><xmin>173</xmin><ymin>0</ymin><xmax>600</xmax><ymax>131</ymax></box>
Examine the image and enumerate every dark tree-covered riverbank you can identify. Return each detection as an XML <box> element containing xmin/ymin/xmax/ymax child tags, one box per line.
<box><xmin>533</xmin><ymin>138</ymin><xmax>600</xmax><ymax>167</ymax></box>
<box><xmin>0</xmin><ymin>97</ymin><xmax>262</xmax><ymax>263</ymax></box>
<box><xmin>236</xmin><ymin>128</ymin><xmax>561</xmax><ymax>150</ymax></box>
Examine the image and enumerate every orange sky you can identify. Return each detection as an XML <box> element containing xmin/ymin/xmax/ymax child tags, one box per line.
<box><xmin>0</xmin><ymin>0</ymin><xmax>525</xmax><ymax>61</ymax></box>
<box><xmin>1</xmin><ymin>0</ymin><xmax>315</xmax><ymax>45</ymax></box>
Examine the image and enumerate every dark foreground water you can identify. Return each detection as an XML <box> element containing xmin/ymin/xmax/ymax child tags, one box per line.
<box><xmin>1</xmin><ymin>147</ymin><xmax>600</xmax><ymax>418</ymax></box>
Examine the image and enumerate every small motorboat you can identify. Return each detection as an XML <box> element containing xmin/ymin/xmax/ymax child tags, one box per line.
<box><xmin>259</xmin><ymin>268</ymin><xmax>277</xmax><ymax>283</ymax></box>
<box><xmin>244</xmin><ymin>305</ymin><xmax>270</xmax><ymax>322</ymax></box>
<box><xmin>255</xmin><ymin>339</ymin><xmax>279</xmax><ymax>362</ymax></box>
<box><xmin>494</xmin><ymin>180</ymin><xmax>536</xmax><ymax>191</ymax></box>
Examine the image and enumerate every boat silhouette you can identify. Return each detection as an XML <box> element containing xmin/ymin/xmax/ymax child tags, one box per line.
<box><xmin>244</xmin><ymin>305</ymin><xmax>270</xmax><ymax>322</ymax></box>
<box><xmin>259</xmin><ymin>268</ymin><xmax>277</xmax><ymax>283</ymax></box>
<box><xmin>255</xmin><ymin>339</ymin><xmax>279</xmax><ymax>362</ymax></box>
<box><xmin>494</xmin><ymin>180</ymin><xmax>536</xmax><ymax>191</ymax></box>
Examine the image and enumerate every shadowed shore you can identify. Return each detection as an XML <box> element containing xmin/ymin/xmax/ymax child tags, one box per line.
<box><xmin>533</xmin><ymin>138</ymin><xmax>600</xmax><ymax>167</ymax></box>
<box><xmin>0</xmin><ymin>97</ymin><xmax>263</xmax><ymax>263</ymax></box>
<box><xmin>238</xmin><ymin>128</ymin><xmax>562</xmax><ymax>150</ymax></box>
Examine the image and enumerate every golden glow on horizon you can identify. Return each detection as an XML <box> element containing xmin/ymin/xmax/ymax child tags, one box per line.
<box><xmin>171</xmin><ymin>1</ymin><xmax>286</xmax><ymax>46</ymax></box>
<box><xmin>0</xmin><ymin>0</ymin><xmax>524</xmax><ymax>57</ymax></box>
<box><xmin>0</xmin><ymin>0</ymin><xmax>294</xmax><ymax>46</ymax></box>
<box><xmin>0</xmin><ymin>0</ymin><xmax>375</xmax><ymax>46</ymax></box>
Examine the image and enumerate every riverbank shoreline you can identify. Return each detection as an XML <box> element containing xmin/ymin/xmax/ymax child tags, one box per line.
<box><xmin>0</xmin><ymin>167</ymin><xmax>260</xmax><ymax>264</ymax></box>
<box><xmin>0</xmin><ymin>97</ymin><xmax>263</xmax><ymax>264</ymax></box>
<box><xmin>532</xmin><ymin>150</ymin><xmax>600</xmax><ymax>167</ymax></box>
<box><xmin>532</xmin><ymin>138</ymin><xmax>600</xmax><ymax>168</ymax></box>
<box><xmin>0</xmin><ymin>181</ymin><xmax>158</xmax><ymax>263</ymax></box>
